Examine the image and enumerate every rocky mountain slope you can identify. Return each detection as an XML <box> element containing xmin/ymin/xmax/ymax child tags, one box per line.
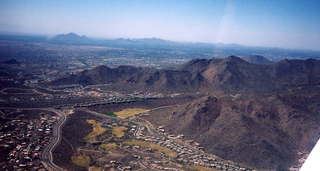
<box><xmin>52</xmin><ymin>56</ymin><xmax>320</xmax><ymax>170</ymax></box>
<box><xmin>164</xmin><ymin>92</ymin><xmax>320</xmax><ymax>170</ymax></box>
<box><xmin>52</xmin><ymin>56</ymin><xmax>320</xmax><ymax>94</ymax></box>
<box><xmin>240</xmin><ymin>55</ymin><xmax>273</xmax><ymax>64</ymax></box>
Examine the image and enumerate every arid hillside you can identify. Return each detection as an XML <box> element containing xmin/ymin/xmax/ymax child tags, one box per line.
<box><xmin>52</xmin><ymin>56</ymin><xmax>320</xmax><ymax>94</ymax></box>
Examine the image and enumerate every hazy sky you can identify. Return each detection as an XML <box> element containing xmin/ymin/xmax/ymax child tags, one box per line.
<box><xmin>1</xmin><ymin>0</ymin><xmax>320</xmax><ymax>50</ymax></box>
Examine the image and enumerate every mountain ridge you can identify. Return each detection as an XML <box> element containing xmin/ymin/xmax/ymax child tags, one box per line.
<box><xmin>51</xmin><ymin>56</ymin><xmax>320</xmax><ymax>94</ymax></box>
<box><xmin>49</xmin><ymin>55</ymin><xmax>320</xmax><ymax>170</ymax></box>
<box><xmin>240</xmin><ymin>55</ymin><xmax>273</xmax><ymax>64</ymax></box>
<box><xmin>161</xmin><ymin>93</ymin><xmax>320</xmax><ymax>170</ymax></box>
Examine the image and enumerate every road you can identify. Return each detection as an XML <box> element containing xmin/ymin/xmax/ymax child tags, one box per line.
<box><xmin>0</xmin><ymin>87</ymin><xmax>49</xmax><ymax>96</ymax></box>
<box><xmin>0</xmin><ymin>103</ymin><xmax>250</xmax><ymax>170</ymax></box>
<box><xmin>0</xmin><ymin>107</ymin><xmax>66</xmax><ymax>171</ymax></box>
<box><xmin>41</xmin><ymin>108</ymin><xmax>66</xmax><ymax>171</ymax></box>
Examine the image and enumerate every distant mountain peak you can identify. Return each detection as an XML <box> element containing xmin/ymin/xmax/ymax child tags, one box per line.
<box><xmin>65</xmin><ymin>32</ymin><xmax>78</xmax><ymax>36</ymax></box>
<box><xmin>50</xmin><ymin>33</ymin><xmax>91</xmax><ymax>44</ymax></box>
<box><xmin>54</xmin><ymin>32</ymin><xmax>85</xmax><ymax>38</ymax></box>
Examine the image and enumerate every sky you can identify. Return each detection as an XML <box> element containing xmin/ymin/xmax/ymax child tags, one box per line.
<box><xmin>0</xmin><ymin>0</ymin><xmax>320</xmax><ymax>50</ymax></box>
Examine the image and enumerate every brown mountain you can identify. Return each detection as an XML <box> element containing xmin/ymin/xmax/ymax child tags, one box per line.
<box><xmin>162</xmin><ymin>92</ymin><xmax>320</xmax><ymax>170</ymax></box>
<box><xmin>52</xmin><ymin>56</ymin><xmax>320</xmax><ymax>170</ymax></box>
<box><xmin>52</xmin><ymin>56</ymin><xmax>320</xmax><ymax>94</ymax></box>
<box><xmin>52</xmin><ymin>65</ymin><xmax>205</xmax><ymax>92</ymax></box>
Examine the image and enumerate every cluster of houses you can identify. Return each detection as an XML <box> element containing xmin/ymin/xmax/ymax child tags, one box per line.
<box><xmin>129</xmin><ymin>118</ymin><xmax>252</xmax><ymax>171</ymax></box>
<box><xmin>69</xmin><ymin>111</ymin><xmax>253</xmax><ymax>171</ymax></box>
<box><xmin>122</xmin><ymin>145</ymin><xmax>181</xmax><ymax>171</ymax></box>
<box><xmin>0</xmin><ymin>114</ymin><xmax>58</xmax><ymax>170</ymax></box>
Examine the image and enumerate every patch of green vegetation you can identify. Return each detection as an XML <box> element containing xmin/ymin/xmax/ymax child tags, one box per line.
<box><xmin>99</xmin><ymin>143</ymin><xmax>118</xmax><ymax>152</ymax></box>
<box><xmin>123</xmin><ymin>140</ymin><xmax>177</xmax><ymax>158</ymax></box>
<box><xmin>105</xmin><ymin>112</ymin><xmax>117</xmax><ymax>117</ymax></box>
<box><xmin>112</xmin><ymin>127</ymin><xmax>127</xmax><ymax>138</ymax></box>
<box><xmin>183</xmin><ymin>166</ymin><xmax>220</xmax><ymax>171</ymax></box>
<box><xmin>115</xmin><ymin>108</ymin><xmax>149</xmax><ymax>118</ymax></box>
<box><xmin>84</xmin><ymin>120</ymin><xmax>107</xmax><ymax>142</ymax></box>
<box><xmin>71</xmin><ymin>155</ymin><xmax>90</xmax><ymax>168</ymax></box>
<box><xmin>89</xmin><ymin>166</ymin><xmax>102</xmax><ymax>171</ymax></box>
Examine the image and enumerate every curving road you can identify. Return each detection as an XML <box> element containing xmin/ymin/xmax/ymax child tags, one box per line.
<box><xmin>41</xmin><ymin>108</ymin><xmax>66</xmax><ymax>171</ymax></box>
<box><xmin>0</xmin><ymin>107</ymin><xmax>66</xmax><ymax>171</ymax></box>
